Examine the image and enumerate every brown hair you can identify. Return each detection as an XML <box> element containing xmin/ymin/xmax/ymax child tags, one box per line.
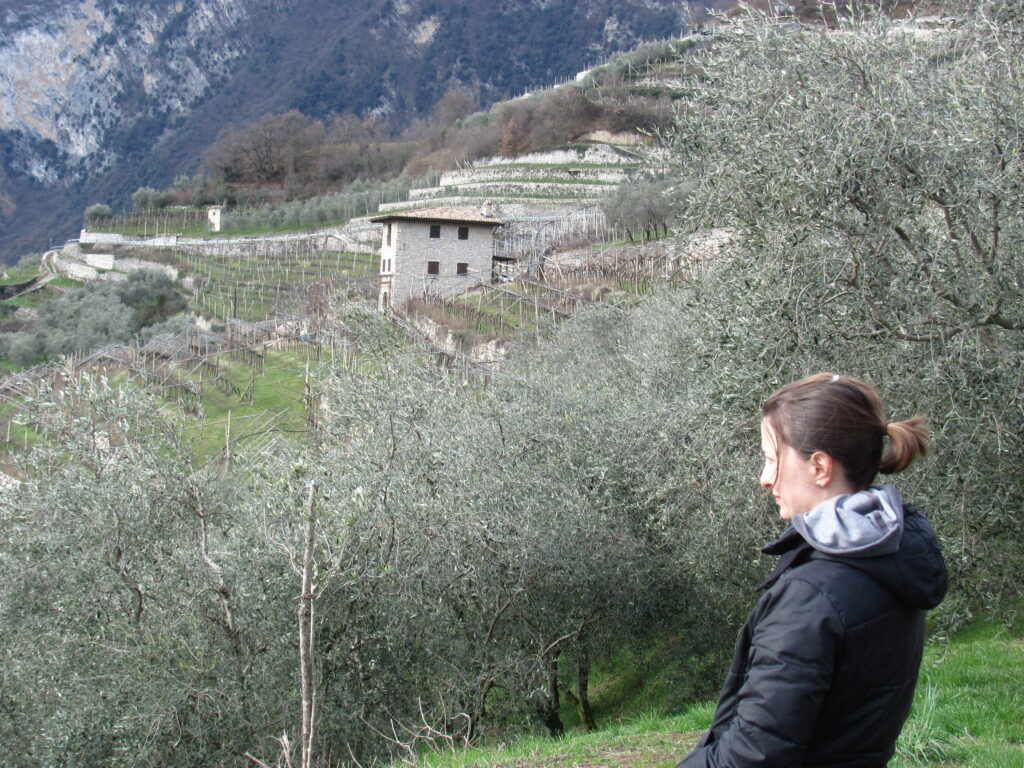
<box><xmin>761</xmin><ymin>373</ymin><xmax>928</xmax><ymax>490</ymax></box>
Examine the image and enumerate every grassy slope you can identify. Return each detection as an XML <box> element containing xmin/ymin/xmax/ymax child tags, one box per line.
<box><xmin>416</xmin><ymin>619</ymin><xmax>1024</xmax><ymax>768</ymax></box>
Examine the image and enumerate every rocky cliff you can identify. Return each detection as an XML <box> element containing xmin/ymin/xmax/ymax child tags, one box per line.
<box><xmin>0</xmin><ymin>0</ymin><xmax>257</xmax><ymax>183</ymax></box>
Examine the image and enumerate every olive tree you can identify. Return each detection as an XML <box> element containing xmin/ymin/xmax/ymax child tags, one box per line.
<box><xmin>659</xmin><ymin>1</ymin><xmax>1024</xmax><ymax>617</ymax></box>
<box><xmin>83</xmin><ymin>203</ymin><xmax>112</xmax><ymax>226</ymax></box>
<box><xmin>0</xmin><ymin>377</ymin><xmax>298</xmax><ymax>766</ymax></box>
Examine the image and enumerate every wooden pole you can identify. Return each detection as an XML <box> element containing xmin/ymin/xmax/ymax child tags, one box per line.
<box><xmin>224</xmin><ymin>410</ymin><xmax>232</xmax><ymax>470</ymax></box>
<box><xmin>299</xmin><ymin>480</ymin><xmax>320</xmax><ymax>768</ymax></box>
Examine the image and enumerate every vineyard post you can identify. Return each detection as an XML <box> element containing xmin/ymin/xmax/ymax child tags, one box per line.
<box><xmin>224</xmin><ymin>409</ymin><xmax>232</xmax><ymax>470</ymax></box>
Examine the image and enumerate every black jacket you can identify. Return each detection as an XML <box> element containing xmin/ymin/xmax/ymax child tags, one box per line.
<box><xmin>678</xmin><ymin>503</ymin><xmax>947</xmax><ymax>768</ymax></box>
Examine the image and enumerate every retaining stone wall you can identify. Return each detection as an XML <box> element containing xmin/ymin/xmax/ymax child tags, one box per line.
<box><xmin>412</xmin><ymin>314</ymin><xmax>511</xmax><ymax>365</ymax></box>
<box><xmin>410</xmin><ymin>181</ymin><xmax>609</xmax><ymax>200</ymax></box>
<box><xmin>475</xmin><ymin>145</ymin><xmax>634</xmax><ymax>167</ymax></box>
<box><xmin>51</xmin><ymin>252</ymin><xmax>177</xmax><ymax>282</ymax></box>
<box><xmin>115</xmin><ymin>258</ymin><xmax>178</xmax><ymax>280</ymax></box>
<box><xmin>85</xmin><ymin>253</ymin><xmax>115</xmax><ymax>270</ymax></box>
<box><xmin>438</xmin><ymin>166</ymin><xmax>630</xmax><ymax>186</ymax></box>
<box><xmin>377</xmin><ymin>198</ymin><xmax>592</xmax><ymax>218</ymax></box>
<box><xmin>79</xmin><ymin>231</ymin><xmax>126</xmax><ymax>244</ymax></box>
<box><xmin>51</xmin><ymin>255</ymin><xmax>99</xmax><ymax>281</ymax></box>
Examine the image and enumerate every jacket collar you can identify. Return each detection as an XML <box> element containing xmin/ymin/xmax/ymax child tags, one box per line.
<box><xmin>756</xmin><ymin>525</ymin><xmax>812</xmax><ymax>591</ymax></box>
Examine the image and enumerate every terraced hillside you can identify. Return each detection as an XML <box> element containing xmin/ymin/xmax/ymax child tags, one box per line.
<box><xmin>377</xmin><ymin>143</ymin><xmax>644</xmax><ymax>217</ymax></box>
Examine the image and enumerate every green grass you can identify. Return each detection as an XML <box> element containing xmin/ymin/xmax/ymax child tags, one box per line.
<box><xmin>417</xmin><ymin>710</ymin><xmax>708</xmax><ymax>768</ymax></box>
<box><xmin>893</xmin><ymin>620</ymin><xmax>1024</xmax><ymax>767</ymax></box>
<box><xmin>412</xmin><ymin>619</ymin><xmax>1024</xmax><ymax>768</ymax></box>
<box><xmin>89</xmin><ymin>210</ymin><xmax>210</xmax><ymax>238</ymax></box>
<box><xmin>177</xmin><ymin>349</ymin><xmax>313</xmax><ymax>461</ymax></box>
<box><xmin>47</xmin><ymin>277</ymin><xmax>80</xmax><ymax>290</ymax></box>
<box><xmin>218</xmin><ymin>214</ymin><xmax>364</xmax><ymax>238</ymax></box>
<box><xmin>0</xmin><ymin>347</ymin><xmax>323</xmax><ymax>466</ymax></box>
<box><xmin>0</xmin><ymin>265</ymin><xmax>42</xmax><ymax>285</ymax></box>
<box><xmin>2</xmin><ymin>282</ymin><xmax>73</xmax><ymax>309</ymax></box>
<box><xmin>0</xmin><ymin>394</ymin><xmax>48</xmax><ymax>460</ymax></box>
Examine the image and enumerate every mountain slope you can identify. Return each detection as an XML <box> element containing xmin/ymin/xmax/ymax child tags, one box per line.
<box><xmin>0</xmin><ymin>0</ymin><xmax>698</xmax><ymax>262</ymax></box>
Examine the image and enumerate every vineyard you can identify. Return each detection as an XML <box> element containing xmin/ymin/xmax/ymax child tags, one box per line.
<box><xmin>180</xmin><ymin>244</ymin><xmax>379</xmax><ymax>321</ymax></box>
<box><xmin>0</xmin><ymin>317</ymin><xmax>357</xmax><ymax>470</ymax></box>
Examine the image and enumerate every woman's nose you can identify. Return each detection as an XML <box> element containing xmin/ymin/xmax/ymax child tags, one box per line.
<box><xmin>759</xmin><ymin>464</ymin><xmax>774</xmax><ymax>489</ymax></box>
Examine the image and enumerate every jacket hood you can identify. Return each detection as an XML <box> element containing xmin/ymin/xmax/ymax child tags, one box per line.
<box><xmin>762</xmin><ymin>485</ymin><xmax>947</xmax><ymax>610</ymax></box>
<box><xmin>792</xmin><ymin>484</ymin><xmax>904</xmax><ymax>557</ymax></box>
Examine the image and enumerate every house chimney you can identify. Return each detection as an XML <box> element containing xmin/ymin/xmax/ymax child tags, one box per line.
<box><xmin>481</xmin><ymin>199</ymin><xmax>494</xmax><ymax>218</ymax></box>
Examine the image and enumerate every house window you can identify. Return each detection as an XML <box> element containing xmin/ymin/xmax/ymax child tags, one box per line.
<box><xmin>427</xmin><ymin>261</ymin><xmax>440</xmax><ymax>275</ymax></box>
<box><xmin>429</xmin><ymin>225</ymin><xmax>441</xmax><ymax>238</ymax></box>
<box><xmin>458</xmin><ymin>226</ymin><xmax>469</xmax><ymax>240</ymax></box>
<box><xmin>456</xmin><ymin>262</ymin><xmax>469</xmax><ymax>276</ymax></box>
<box><xmin>386</xmin><ymin>223</ymin><xmax>392</xmax><ymax>246</ymax></box>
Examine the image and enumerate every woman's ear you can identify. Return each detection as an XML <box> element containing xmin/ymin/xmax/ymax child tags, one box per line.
<box><xmin>808</xmin><ymin>451</ymin><xmax>834</xmax><ymax>488</ymax></box>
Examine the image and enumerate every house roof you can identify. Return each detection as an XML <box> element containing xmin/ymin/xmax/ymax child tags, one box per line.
<box><xmin>370</xmin><ymin>206</ymin><xmax>503</xmax><ymax>226</ymax></box>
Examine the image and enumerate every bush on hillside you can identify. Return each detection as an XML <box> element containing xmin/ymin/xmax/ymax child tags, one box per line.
<box><xmin>602</xmin><ymin>176</ymin><xmax>685</xmax><ymax>241</ymax></box>
<box><xmin>130</xmin><ymin>186</ymin><xmax>166</xmax><ymax>211</ymax></box>
<box><xmin>0</xmin><ymin>271</ymin><xmax>187</xmax><ymax>365</ymax></box>
<box><xmin>218</xmin><ymin>175</ymin><xmax>430</xmax><ymax>233</ymax></box>
<box><xmin>83</xmin><ymin>203</ymin><xmax>112</xmax><ymax>225</ymax></box>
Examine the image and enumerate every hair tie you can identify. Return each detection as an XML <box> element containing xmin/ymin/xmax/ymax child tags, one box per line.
<box><xmin>831</xmin><ymin>374</ymin><xmax>841</xmax><ymax>382</ymax></box>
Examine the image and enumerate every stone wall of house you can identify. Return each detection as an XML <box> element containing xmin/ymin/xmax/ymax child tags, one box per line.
<box><xmin>383</xmin><ymin>220</ymin><xmax>496</xmax><ymax>307</ymax></box>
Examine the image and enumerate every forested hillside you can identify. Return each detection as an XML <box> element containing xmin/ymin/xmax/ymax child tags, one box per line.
<box><xmin>1</xmin><ymin>2</ymin><xmax>1022</xmax><ymax>767</ymax></box>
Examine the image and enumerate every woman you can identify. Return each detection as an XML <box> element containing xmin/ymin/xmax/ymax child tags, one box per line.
<box><xmin>678</xmin><ymin>373</ymin><xmax>947</xmax><ymax>768</ymax></box>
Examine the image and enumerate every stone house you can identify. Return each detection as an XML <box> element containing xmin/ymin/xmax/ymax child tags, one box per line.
<box><xmin>370</xmin><ymin>205</ymin><xmax>503</xmax><ymax>310</ymax></box>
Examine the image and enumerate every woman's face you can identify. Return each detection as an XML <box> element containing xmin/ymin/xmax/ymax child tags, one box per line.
<box><xmin>759</xmin><ymin>418</ymin><xmax>835</xmax><ymax>520</ymax></box>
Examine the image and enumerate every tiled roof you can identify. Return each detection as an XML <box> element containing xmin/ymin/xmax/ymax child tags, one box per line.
<box><xmin>370</xmin><ymin>206</ymin><xmax>503</xmax><ymax>225</ymax></box>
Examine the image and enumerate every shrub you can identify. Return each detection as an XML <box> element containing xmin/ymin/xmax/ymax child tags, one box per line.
<box><xmin>131</xmin><ymin>186</ymin><xmax>165</xmax><ymax>211</ymax></box>
<box><xmin>83</xmin><ymin>203</ymin><xmax>112</xmax><ymax>225</ymax></box>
